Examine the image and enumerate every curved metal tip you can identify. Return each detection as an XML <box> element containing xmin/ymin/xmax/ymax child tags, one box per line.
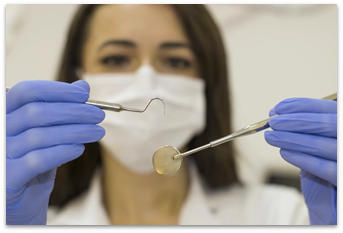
<box><xmin>122</xmin><ymin>97</ymin><xmax>166</xmax><ymax>114</ymax></box>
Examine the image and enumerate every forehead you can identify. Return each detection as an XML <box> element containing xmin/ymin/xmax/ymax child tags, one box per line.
<box><xmin>87</xmin><ymin>4</ymin><xmax>189</xmax><ymax>46</ymax></box>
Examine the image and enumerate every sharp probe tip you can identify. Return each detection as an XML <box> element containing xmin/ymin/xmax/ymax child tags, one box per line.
<box><xmin>122</xmin><ymin>97</ymin><xmax>166</xmax><ymax>114</ymax></box>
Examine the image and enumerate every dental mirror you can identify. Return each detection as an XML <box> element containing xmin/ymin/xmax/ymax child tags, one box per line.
<box><xmin>152</xmin><ymin>145</ymin><xmax>182</xmax><ymax>177</ymax></box>
<box><xmin>153</xmin><ymin>92</ymin><xmax>337</xmax><ymax>177</ymax></box>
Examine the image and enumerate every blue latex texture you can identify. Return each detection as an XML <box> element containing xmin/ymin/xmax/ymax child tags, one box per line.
<box><xmin>265</xmin><ymin>97</ymin><xmax>337</xmax><ymax>225</ymax></box>
<box><xmin>6</xmin><ymin>80</ymin><xmax>106</xmax><ymax>225</ymax></box>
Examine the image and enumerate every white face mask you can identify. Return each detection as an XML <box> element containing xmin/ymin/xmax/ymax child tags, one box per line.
<box><xmin>82</xmin><ymin>66</ymin><xmax>206</xmax><ymax>174</ymax></box>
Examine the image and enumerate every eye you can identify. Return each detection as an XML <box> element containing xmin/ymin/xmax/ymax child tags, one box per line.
<box><xmin>100</xmin><ymin>55</ymin><xmax>130</xmax><ymax>67</ymax></box>
<box><xmin>163</xmin><ymin>57</ymin><xmax>192</xmax><ymax>69</ymax></box>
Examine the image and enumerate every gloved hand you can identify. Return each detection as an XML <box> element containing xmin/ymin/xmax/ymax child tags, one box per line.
<box><xmin>6</xmin><ymin>80</ymin><xmax>106</xmax><ymax>225</ymax></box>
<box><xmin>264</xmin><ymin>98</ymin><xmax>337</xmax><ymax>225</ymax></box>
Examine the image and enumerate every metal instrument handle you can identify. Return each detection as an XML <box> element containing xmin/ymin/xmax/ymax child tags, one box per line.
<box><xmin>174</xmin><ymin>92</ymin><xmax>337</xmax><ymax>160</ymax></box>
<box><xmin>85</xmin><ymin>99</ymin><xmax>123</xmax><ymax>112</ymax></box>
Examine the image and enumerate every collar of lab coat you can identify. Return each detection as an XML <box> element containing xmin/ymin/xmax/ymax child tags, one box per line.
<box><xmin>178</xmin><ymin>160</ymin><xmax>221</xmax><ymax>225</ymax></box>
<box><xmin>49</xmin><ymin>160</ymin><xmax>220</xmax><ymax>225</ymax></box>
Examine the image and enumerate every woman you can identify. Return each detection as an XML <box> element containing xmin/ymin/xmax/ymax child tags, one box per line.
<box><xmin>6</xmin><ymin>4</ymin><xmax>337</xmax><ymax>225</ymax></box>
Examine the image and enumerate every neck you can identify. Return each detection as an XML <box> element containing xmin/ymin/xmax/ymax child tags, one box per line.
<box><xmin>101</xmin><ymin>146</ymin><xmax>189</xmax><ymax>225</ymax></box>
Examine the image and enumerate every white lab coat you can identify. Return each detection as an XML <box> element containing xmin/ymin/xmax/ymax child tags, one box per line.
<box><xmin>47</xmin><ymin>162</ymin><xmax>309</xmax><ymax>225</ymax></box>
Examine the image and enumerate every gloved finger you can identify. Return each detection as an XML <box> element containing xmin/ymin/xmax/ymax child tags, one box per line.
<box><xmin>6</xmin><ymin>102</ymin><xmax>105</xmax><ymax>137</ymax></box>
<box><xmin>6</xmin><ymin>144</ymin><xmax>85</xmax><ymax>190</ymax></box>
<box><xmin>280</xmin><ymin>149</ymin><xmax>337</xmax><ymax>186</ymax></box>
<box><xmin>6</xmin><ymin>80</ymin><xmax>90</xmax><ymax>114</ymax></box>
<box><xmin>71</xmin><ymin>80</ymin><xmax>90</xmax><ymax>92</ymax></box>
<box><xmin>6</xmin><ymin>124</ymin><xmax>105</xmax><ymax>159</ymax></box>
<box><xmin>269</xmin><ymin>113</ymin><xmax>337</xmax><ymax>138</ymax></box>
<box><xmin>264</xmin><ymin>131</ymin><xmax>337</xmax><ymax>161</ymax></box>
<box><xmin>269</xmin><ymin>108</ymin><xmax>277</xmax><ymax>117</ymax></box>
<box><xmin>273</xmin><ymin>98</ymin><xmax>337</xmax><ymax>115</ymax></box>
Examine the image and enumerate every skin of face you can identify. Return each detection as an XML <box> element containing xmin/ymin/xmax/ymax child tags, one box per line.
<box><xmin>82</xmin><ymin>4</ymin><xmax>199</xmax><ymax>78</ymax></box>
<box><xmin>81</xmin><ymin>5</ymin><xmax>194</xmax><ymax>225</ymax></box>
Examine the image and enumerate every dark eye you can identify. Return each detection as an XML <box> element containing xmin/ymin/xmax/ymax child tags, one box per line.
<box><xmin>101</xmin><ymin>55</ymin><xmax>130</xmax><ymax>67</ymax></box>
<box><xmin>163</xmin><ymin>57</ymin><xmax>191</xmax><ymax>69</ymax></box>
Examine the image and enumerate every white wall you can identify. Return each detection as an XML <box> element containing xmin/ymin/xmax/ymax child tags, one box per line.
<box><xmin>6</xmin><ymin>4</ymin><xmax>79</xmax><ymax>86</ymax></box>
<box><xmin>207</xmin><ymin>4</ymin><xmax>337</xmax><ymax>183</ymax></box>
<box><xmin>6</xmin><ymin>4</ymin><xmax>337</xmax><ymax>184</ymax></box>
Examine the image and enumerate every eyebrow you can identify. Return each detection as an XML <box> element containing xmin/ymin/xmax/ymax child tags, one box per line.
<box><xmin>98</xmin><ymin>40</ymin><xmax>136</xmax><ymax>51</ymax></box>
<box><xmin>98</xmin><ymin>40</ymin><xmax>191</xmax><ymax>51</ymax></box>
<box><xmin>159</xmin><ymin>42</ymin><xmax>190</xmax><ymax>49</ymax></box>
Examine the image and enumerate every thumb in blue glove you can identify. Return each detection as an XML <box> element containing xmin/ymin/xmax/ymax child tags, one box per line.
<box><xmin>264</xmin><ymin>97</ymin><xmax>337</xmax><ymax>225</ymax></box>
<box><xmin>6</xmin><ymin>80</ymin><xmax>105</xmax><ymax>225</ymax></box>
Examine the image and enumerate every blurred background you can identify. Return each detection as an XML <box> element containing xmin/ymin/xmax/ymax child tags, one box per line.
<box><xmin>6</xmin><ymin>4</ymin><xmax>337</xmax><ymax>189</ymax></box>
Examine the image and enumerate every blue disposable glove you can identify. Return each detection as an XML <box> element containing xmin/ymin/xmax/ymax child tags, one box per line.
<box><xmin>6</xmin><ymin>80</ymin><xmax>106</xmax><ymax>225</ymax></box>
<box><xmin>264</xmin><ymin>98</ymin><xmax>337</xmax><ymax>225</ymax></box>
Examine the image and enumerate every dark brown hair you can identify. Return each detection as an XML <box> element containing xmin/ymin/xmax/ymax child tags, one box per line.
<box><xmin>50</xmin><ymin>4</ymin><xmax>238</xmax><ymax>207</ymax></box>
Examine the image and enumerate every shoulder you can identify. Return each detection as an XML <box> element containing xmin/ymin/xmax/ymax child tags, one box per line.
<box><xmin>204</xmin><ymin>183</ymin><xmax>309</xmax><ymax>225</ymax></box>
<box><xmin>46</xmin><ymin>169</ymin><xmax>110</xmax><ymax>225</ymax></box>
<box><xmin>46</xmin><ymin>191</ymin><xmax>90</xmax><ymax>225</ymax></box>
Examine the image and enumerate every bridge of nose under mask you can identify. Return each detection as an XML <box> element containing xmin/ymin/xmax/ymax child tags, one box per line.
<box><xmin>134</xmin><ymin>65</ymin><xmax>159</xmax><ymax>93</ymax></box>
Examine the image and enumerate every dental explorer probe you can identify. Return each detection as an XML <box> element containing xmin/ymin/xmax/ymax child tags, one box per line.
<box><xmin>6</xmin><ymin>87</ymin><xmax>166</xmax><ymax>114</ymax></box>
<box><xmin>153</xmin><ymin>93</ymin><xmax>337</xmax><ymax>177</ymax></box>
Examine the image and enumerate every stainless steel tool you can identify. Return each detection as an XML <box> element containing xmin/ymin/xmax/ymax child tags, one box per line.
<box><xmin>153</xmin><ymin>93</ymin><xmax>337</xmax><ymax>177</ymax></box>
<box><xmin>6</xmin><ymin>87</ymin><xmax>166</xmax><ymax>114</ymax></box>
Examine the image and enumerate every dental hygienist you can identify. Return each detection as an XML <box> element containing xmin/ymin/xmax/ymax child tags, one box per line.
<box><xmin>6</xmin><ymin>4</ymin><xmax>337</xmax><ymax>225</ymax></box>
